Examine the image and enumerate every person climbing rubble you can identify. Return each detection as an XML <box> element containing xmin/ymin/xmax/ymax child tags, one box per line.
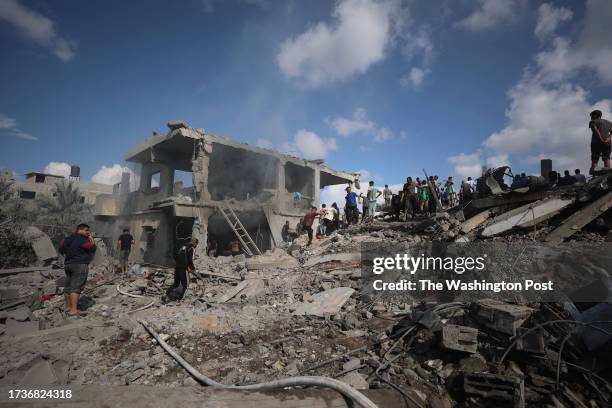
<box><xmin>165</xmin><ymin>237</ymin><xmax>198</xmax><ymax>302</ymax></box>
<box><xmin>322</xmin><ymin>203</ymin><xmax>336</xmax><ymax>236</ymax></box>
<box><xmin>302</xmin><ymin>206</ymin><xmax>319</xmax><ymax>246</ymax></box>
<box><xmin>58</xmin><ymin>223</ymin><xmax>97</xmax><ymax>317</ymax></box>
<box><xmin>116</xmin><ymin>228</ymin><xmax>134</xmax><ymax>274</ymax></box>
<box><xmin>588</xmin><ymin>109</ymin><xmax>612</xmax><ymax>173</ymax></box>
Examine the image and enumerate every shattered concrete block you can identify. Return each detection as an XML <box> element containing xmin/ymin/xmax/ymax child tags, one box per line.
<box><xmin>303</xmin><ymin>252</ymin><xmax>360</xmax><ymax>268</ymax></box>
<box><xmin>23</xmin><ymin>226</ymin><xmax>57</xmax><ymax>263</ymax></box>
<box><xmin>291</xmin><ymin>287</ymin><xmax>355</xmax><ymax>317</ymax></box>
<box><xmin>339</xmin><ymin>371</ymin><xmax>369</xmax><ymax>390</ymax></box>
<box><xmin>474</xmin><ymin>299</ymin><xmax>533</xmax><ymax>336</ymax></box>
<box><xmin>5</xmin><ymin>318</ymin><xmax>39</xmax><ymax>336</ymax></box>
<box><xmin>342</xmin><ymin>358</ymin><xmax>361</xmax><ymax>371</ymax></box>
<box><xmin>441</xmin><ymin>324</ymin><xmax>478</xmax><ymax>353</ymax></box>
<box><xmin>20</xmin><ymin>360</ymin><xmax>58</xmax><ymax>385</ymax></box>
<box><xmin>515</xmin><ymin>327</ymin><xmax>545</xmax><ymax>354</ymax></box>
<box><xmin>481</xmin><ymin>198</ymin><xmax>573</xmax><ymax>237</ymax></box>
<box><xmin>217</xmin><ymin>279</ymin><xmax>264</xmax><ymax>303</ymax></box>
<box><xmin>464</xmin><ymin>373</ymin><xmax>525</xmax><ymax>408</ymax></box>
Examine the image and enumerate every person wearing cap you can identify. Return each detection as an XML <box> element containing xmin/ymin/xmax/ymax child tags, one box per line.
<box><xmin>589</xmin><ymin>110</ymin><xmax>612</xmax><ymax>173</ymax></box>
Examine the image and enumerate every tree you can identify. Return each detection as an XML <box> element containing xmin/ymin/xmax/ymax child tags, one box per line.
<box><xmin>37</xmin><ymin>181</ymin><xmax>94</xmax><ymax>243</ymax></box>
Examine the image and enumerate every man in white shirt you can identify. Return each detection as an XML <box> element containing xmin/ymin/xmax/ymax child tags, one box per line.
<box><xmin>383</xmin><ymin>184</ymin><xmax>392</xmax><ymax>208</ymax></box>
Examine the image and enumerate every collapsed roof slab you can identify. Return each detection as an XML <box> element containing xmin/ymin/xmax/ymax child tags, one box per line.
<box><xmin>125</xmin><ymin>124</ymin><xmax>359</xmax><ymax>184</ymax></box>
<box><xmin>545</xmin><ymin>190</ymin><xmax>612</xmax><ymax>243</ymax></box>
<box><xmin>481</xmin><ymin>197</ymin><xmax>574</xmax><ymax>237</ymax></box>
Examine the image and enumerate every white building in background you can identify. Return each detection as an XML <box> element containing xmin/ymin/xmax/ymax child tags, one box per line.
<box><xmin>0</xmin><ymin>169</ymin><xmax>113</xmax><ymax>205</ymax></box>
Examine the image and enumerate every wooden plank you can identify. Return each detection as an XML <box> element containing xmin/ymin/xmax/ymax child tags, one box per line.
<box><xmin>545</xmin><ymin>191</ymin><xmax>612</xmax><ymax>243</ymax></box>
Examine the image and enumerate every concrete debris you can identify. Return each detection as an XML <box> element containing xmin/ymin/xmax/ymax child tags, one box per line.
<box><xmin>2</xmin><ymin>156</ymin><xmax>612</xmax><ymax>407</ymax></box>
<box><xmin>481</xmin><ymin>198</ymin><xmax>573</xmax><ymax>237</ymax></box>
<box><xmin>474</xmin><ymin>299</ymin><xmax>533</xmax><ymax>336</ymax></box>
<box><xmin>217</xmin><ymin>278</ymin><xmax>264</xmax><ymax>303</ymax></box>
<box><xmin>441</xmin><ymin>324</ymin><xmax>478</xmax><ymax>353</ymax></box>
<box><xmin>20</xmin><ymin>360</ymin><xmax>58</xmax><ymax>385</ymax></box>
<box><xmin>339</xmin><ymin>371</ymin><xmax>369</xmax><ymax>390</ymax></box>
<box><xmin>464</xmin><ymin>373</ymin><xmax>525</xmax><ymax>408</ymax></box>
<box><xmin>22</xmin><ymin>226</ymin><xmax>57</xmax><ymax>264</ymax></box>
<box><xmin>291</xmin><ymin>287</ymin><xmax>355</xmax><ymax>316</ymax></box>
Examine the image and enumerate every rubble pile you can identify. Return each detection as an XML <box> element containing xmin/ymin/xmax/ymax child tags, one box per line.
<box><xmin>2</xmin><ymin>170</ymin><xmax>612</xmax><ymax>407</ymax></box>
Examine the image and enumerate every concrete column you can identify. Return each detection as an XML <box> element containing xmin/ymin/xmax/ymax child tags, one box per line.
<box><xmin>139</xmin><ymin>164</ymin><xmax>152</xmax><ymax>191</ymax></box>
<box><xmin>160</xmin><ymin>166</ymin><xmax>174</xmax><ymax>197</ymax></box>
<box><xmin>277</xmin><ymin>160</ymin><xmax>286</xmax><ymax>193</ymax></box>
<box><xmin>191</xmin><ymin>207</ymin><xmax>209</xmax><ymax>259</ymax></box>
<box><xmin>192</xmin><ymin>139</ymin><xmax>212</xmax><ymax>201</ymax></box>
<box><xmin>120</xmin><ymin>172</ymin><xmax>131</xmax><ymax>195</ymax></box>
<box><xmin>313</xmin><ymin>168</ymin><xmax>321</xmax><ymax>207</ymax></box>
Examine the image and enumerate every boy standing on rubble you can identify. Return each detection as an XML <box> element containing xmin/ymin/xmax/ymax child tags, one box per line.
<box><xmin>419</xmin><ymin>180</ymin><xmax>430</xmax><ymax>215</ymax></box>
<box><xmin>165</xmin><ymin>237</ymin><xmax>198</xmax><ymax>301</ymax></box>
<box><xmin>589</xmin><ymin>110</ymin><xmax>612</xmax><ymax>173</ymax></box>
<box><xmin>59</xmin><ymin>224</ymin><xmax>96</xmax><ymax>317</ymax></box>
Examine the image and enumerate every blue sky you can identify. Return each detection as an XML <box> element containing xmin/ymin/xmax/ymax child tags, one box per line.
<box><xmin>1</xmin><ymin>0</ymin><xmax>611</xmax><ymax>204</ymax></box>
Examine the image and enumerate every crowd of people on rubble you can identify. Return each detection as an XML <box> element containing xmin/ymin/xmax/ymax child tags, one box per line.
<box><xmin>57</xmin><ymin>110</ymin><xmax>612</xmax><ymax>309</ymax></box>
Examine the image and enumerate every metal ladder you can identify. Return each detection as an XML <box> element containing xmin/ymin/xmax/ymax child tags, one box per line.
<box><xmin>216</xmin><ymin>201</ymin><xmax>262</xmax><ymax>256</ymax></box>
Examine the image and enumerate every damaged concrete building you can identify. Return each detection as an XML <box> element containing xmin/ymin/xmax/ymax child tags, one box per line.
<box><xmin>1</xmin><ymin>170</ymin><xmax>113</xmax><ymax>205</ymax></box>
<box><xmin>94</xmin><ymin>121</ymin><xmax>359</xmax><ymax>265</ymax></box>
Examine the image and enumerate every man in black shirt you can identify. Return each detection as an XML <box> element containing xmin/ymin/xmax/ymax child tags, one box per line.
<box><xmin>116</xmin><ymin>229</ymin><xmax>134</xmax><ymax>274</ymax></box>
<box><xmin>166</xmin><ymin>237</ymin><xmax>198</xmax><ymax>302</ymax></box>
<box><xmin>589</xmin><ymin>110</ymin><xmax>612</xmax><ymax>173</ymax></box>
<box><xmin>59</xmin><ymin>224</ymin><xmax>96</xmax><ymax>316</ymax></box>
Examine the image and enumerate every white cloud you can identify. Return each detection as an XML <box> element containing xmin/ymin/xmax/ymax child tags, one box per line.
<box><xmin>329</xmin><ymin>108</ymin><xmax>374</xmax><ymax>136</ymax></box>
<box><xmin>255</xmin><ymin>138</ymin><xmax>275</xmax><ymax>149</ymax></box>
<box><xmin>320</xmin><ymin>169</ymin><xmax>402</xmax><ymax>207</ymax></box>
<box><xmin>486</xmin><ymin>153</ymin><xmax>510</xmax><ymax>169</ymax></box>
<box><xmin>0</xmin><ymin>0</ymin><xmax>77</xmax><ymax>62</ymax></box>
<box><xmin>398</xmin><ymin>29</ymin><xmax>433</xmax><ymax>88</ymax></box>
<box><xmin>276</xmin><ymin>0</ymin><xmax>399</xmax><ymax>87</ymax></box>
<box><xmin>0</xmin><ymin>114</ymin><xmax>18</xmax><ymax>129</ymax></box>
<box><xmin>534</xmin><ymin>3</ymin><xmax>572</xmax><ymax>41</ymax></box>
<box><xmin>478</xmin><ymin>0</ymin><xmax>612</xmax><ymax>173</ymax></box>
<box><xmin>92</xmin><ymin>164</ymin><xmax>140</xmax><ymax>188</ymax></box>
<box><xmin>43</xmin><ymin>161</ymin><xmax>71</xmax><ymax>177</ymax></box>
<box><xmin>374</xmin><ymin>127</ymin><xmax>392</xmax><ymax>143</ymax></box>
<box><xmin>400</xmin><ymin>66</ymin><xmax>429</xmax><ymax>88</ymax></box>
<box><xmin>294</xmin><ymin>130</ymin><xmax>338</xmax><ymax>159</ymax></box>
<box><xmin>455</xmin><ymin>0</ymin><xmax>519</xmax><ymax>32</ymax></box>
<box><xmin>327</xmin><ymin>108</ymin><xmax>393</xmax><ymax>143</ymax></box>
<box><xmin>0</xmin><ymin>113</ymin><xmax>37</xmax><ymax>140</ymax></box>
<box><xmin>448</xmin><ymin>152</ymin><xmax>483</xmax><ymax>180</ymax></box>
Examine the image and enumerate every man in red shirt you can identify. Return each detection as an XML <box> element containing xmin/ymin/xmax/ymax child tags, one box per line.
<box><xmin>302</xmin><ymin>206</ymin><xmax>319</xmax><ymax>246</ymax></box>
